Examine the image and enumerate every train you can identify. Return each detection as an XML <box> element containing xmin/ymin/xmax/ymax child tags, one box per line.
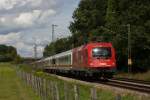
<box><xmin>34</xmin><ymin>42</ymin><xmax>116</xmax><ymax>79</ymax></box>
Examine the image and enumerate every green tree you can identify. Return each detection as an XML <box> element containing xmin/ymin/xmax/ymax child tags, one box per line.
<box><xmin>43</xmin><ymin>0</ymin><xmax>150</xmax><ymax>72</ymax></box>
<box><xmin>13</xmin><ymin>55</ymin><xmax>22</xmax><ymax>64</ymax></box>
<box><xmin>69</xmin><ymin>0</ymin><xmax>108</xmax><ymax>44</ymax></box>
<box><xmin>0</xmin><ymin>45</ymin><xmax>20</xmax><ymax>62</ymax></box>
<box><xmin>105</xmin><ymin>0</ymin><xmax>150</xmax><ymax>71</ymax></box>
<box><xmin>43</xmin><ymin>37</ymin><xmax>73</xmax><ymax>57</ymax></box>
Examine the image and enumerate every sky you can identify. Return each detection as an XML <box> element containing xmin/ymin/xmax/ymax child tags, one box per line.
<box><xmin>0</xmin><ymin>0</ymin><xmax>80</xmax><ymax>57</ymax></box>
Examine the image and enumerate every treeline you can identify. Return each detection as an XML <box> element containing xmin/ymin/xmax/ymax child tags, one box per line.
<box><xmin>0</xmin><ymin>44</ymin><xmax>21</xmax><ymax>63</ymax></box>
<box><xmin>44</xmin><ymin>0</ymin><xmax>150</xmax><ymax>72</ymax></box>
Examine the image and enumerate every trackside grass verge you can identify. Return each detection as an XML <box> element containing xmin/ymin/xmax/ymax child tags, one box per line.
<box><xmin>0</xmin><ymin>63</ymin><xmax>40</xmax><ymax>100</ymax></box>
<box><xmin>115</xmin><ymin>71</ymin><xmax>150</xmax><ymax>81</ymax></box>
<box><xmin>17</xmin><ymin>64</ymin><xmax>150</xmax><ymax>100</ymax></box>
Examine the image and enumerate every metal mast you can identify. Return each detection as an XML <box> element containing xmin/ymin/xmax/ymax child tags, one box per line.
<box><xmin>127</xmin><ymin>24</ymin><xmax>132</xmax><ymax>73</ymax></box>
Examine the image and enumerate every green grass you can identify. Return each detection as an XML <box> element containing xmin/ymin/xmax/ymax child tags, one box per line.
<box><xmin>33</xmin><ymin>71</ymin><xmax>148</xmax><ymax>100</ymax></box>
<box><xmin>18</xmin><ymin>64</ymin><xmax>150</xmax><ymax>100</ymax></box>
<box><xmin>0</xmin><ymin>63</ymin><xmax>40</xmax><ymax>100</ymax></box>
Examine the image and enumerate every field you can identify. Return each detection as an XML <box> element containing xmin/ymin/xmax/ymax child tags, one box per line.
<box><xmin>0</xmin><ymin>63</ymin><xmax>40</xmax><ymax>100</ymax></box>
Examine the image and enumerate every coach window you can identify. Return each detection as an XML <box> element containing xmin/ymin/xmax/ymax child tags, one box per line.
<box><xmin>52</xmin><ymin>59</ymin><xmax>55</xmax><ymax>65</ymax></box>
<box><xmin>68</xmin><ymin>55</ymin><xmax>71</xmax><ymax>65</ymax></box>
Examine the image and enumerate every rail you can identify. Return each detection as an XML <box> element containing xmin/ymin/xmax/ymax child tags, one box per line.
<box><xmin>106</xmin><ymin>79</ymin><xmax>150</xmax><ymax>94</ymax></box>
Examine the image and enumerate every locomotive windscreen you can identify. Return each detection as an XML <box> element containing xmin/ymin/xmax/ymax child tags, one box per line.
<box><xmin>92</xmin><ymin>47</ymin><xmax>111</xmax><ymax>58</ymax></box>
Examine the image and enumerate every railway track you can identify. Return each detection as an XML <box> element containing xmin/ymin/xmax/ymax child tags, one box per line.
<box><xmin>104</xmin><ymin>78</ymin><xmax>150</xmax><ymax>94</ymax></box>
<box><xmin>112</xmin><ymin>77</ymin><xmax>150</xmax><ymax>84</ymax></box>
<box><xmin>44</xmin><ymin>70</ymin><xmax>150</xmax><ymax>94</ymax></box>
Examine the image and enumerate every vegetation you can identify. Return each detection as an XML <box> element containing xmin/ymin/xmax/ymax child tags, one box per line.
<box><xmin>43</xmin><ymin>37</ymin><xmax>73</xmax><ymax>56</ymax></box>
<box><xmin>0</xmin><ymin>45</ymin><xmax>22</xmax><ymax>63</ymax></box>
<box><xmin>0</xmin><ymin>63</ymin><xmax>40</xmax><ymax>100</ymax></box>
<box><xmin>116</xmin><ymin>71</ymin><xmax>150</xmax><ymax>81</ymax></box>
<box><xmin>18</xmin><ymin>64</ymin><xmax>150</xmax><ymax>100</ymax></box>
<box><xmin>43</xmin><ymin>0</ymin><xmax>150</xmax><ymax>72</ymax></box>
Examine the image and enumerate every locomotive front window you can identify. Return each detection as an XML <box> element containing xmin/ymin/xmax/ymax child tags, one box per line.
<box><xmin>92</xmin><ymin>47</ymin><xmax>111</xmax><ymax>58</ymax></box>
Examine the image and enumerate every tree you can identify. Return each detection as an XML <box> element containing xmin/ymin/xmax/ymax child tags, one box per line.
<box><xmin>69</xmin><ymin>0</ymin><xmax>108</xmax><ymax>44</ymax></box>
<box><xmin>13</xmin><ymin>55</ymin><xmax>22</xmax><ymax>64</ymax></box>
<box><xmin>0</xmin><ymin>45</ymin><xmax>19</xmax><ymax>62</ymax></box>
<box><xmin>43</xmin><ymin>37</ymin><xmax>73</xmax><ymax>57</ymax></box>
<box><xmin>43</xmin><ymin>0</ymin><xmax>150</xmax><ymax>72</ymax></box>
<box><xmin>105</xmin><ymin>0</ymin><xmax>150</xmax><ymax>71</ymax></box>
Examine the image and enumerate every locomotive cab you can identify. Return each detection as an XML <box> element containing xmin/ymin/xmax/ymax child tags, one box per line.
<box><xmin>87</xmin><ymin>43</ymin><xmax>116</xmax><ymax>77</ymax></box>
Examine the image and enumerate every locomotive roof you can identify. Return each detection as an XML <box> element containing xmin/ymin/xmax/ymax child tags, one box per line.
<box><xmin>73</xmin><ymin>42</ymin><xmax>113</xmax><ymax>50</ymax></box>
<box><xmin>87</xmin><ymin>42</ymin><xmax>112</xmax><ymax>46</ymax></box>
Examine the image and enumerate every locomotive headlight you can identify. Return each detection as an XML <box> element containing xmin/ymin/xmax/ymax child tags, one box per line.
<box><xmin>90</xmin><ymin>63</ymin><xmax>93</xmax><ymax>66</ymax></box>
<box><xmin>100</xmin><ymin>63</ymin><xmax>107</xmax><ymax>65</ymax></box>
<box><xmin>93</xmin><ymin>48</ymin><xmax>99</xmax><ymax>52</ymax></box>
<box><xmin>112</xmin><ymin>62</ymin><xmax>115</xmax><ymax>65</ymax></box>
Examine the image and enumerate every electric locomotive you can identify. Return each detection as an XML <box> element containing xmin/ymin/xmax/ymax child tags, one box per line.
<box><xmin>36</xmin><ymin>42</ymin><xmax>116</xmax><ymax>78</ymax></box>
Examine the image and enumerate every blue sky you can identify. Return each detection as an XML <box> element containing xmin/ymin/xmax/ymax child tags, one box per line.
<box><xmin>0</xmin><ymin>0</ymin><xmax>80</xmax><ymax>57</ymax></box>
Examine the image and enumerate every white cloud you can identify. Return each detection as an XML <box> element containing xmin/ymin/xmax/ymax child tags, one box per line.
<box><xmin>29</xmin><ymin>0</ymin><xmax>42</xmax><ymax>7</ymax></box>
<box><xmin>0</xmin><ymin>9</ymin><xmax>56</xmax><ymax>28</ymax></box>
<box><xmin>0</xmin><ymin>0</ymin><xmax>80</xmax><ymax>57</ymax></box>
<box><xmin>0</xmin><ymin>0</ymin><xmax>43</xmax><ymax>10</ymax></box>
<box><xmin>0</xmin><ymin>0</ymin><xmax>17</xmax><ymax>10</ymax></box>
<box><xmin>14</xmin><ymin>10</ymin><xmax>42</xmax><ymax>27</ymax></box>
<box><xmin>39</xmin><ymin>9</ymin><xmax>56</xmax><ymax>22</ymax></box>
<box><xmin>0</xmin><ymin>32</ymin><xmax>21</xmax><ymax>44</ymax></box>
<box><xmin>0</xmin><ymin>32</ymin><xmax>47</xmax><ymax>57</ymax></box>
<box><xmin>0</xmin><ymin>17</ymin><xmax>11</xmax><ymax>27</ymax></box>
<box><xmin>0</xmin><ymin>17</ymin><xmax>6</xmax><ymax>23</ymax></box>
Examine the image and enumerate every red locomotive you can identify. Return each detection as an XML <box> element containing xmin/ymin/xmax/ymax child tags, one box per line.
<box><xmin>37</xmin><ymin>42</ymin><xmax>116</xmax><ymax>78</ymax></box>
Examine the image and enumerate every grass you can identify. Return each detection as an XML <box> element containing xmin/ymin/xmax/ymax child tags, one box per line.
<box><xmin>115</xmin><ymin>71</ymin><xmax>150</xmax><ymax>81</ymax></box>
<box><xmin>34</xmin><ymin>71</ymin><xmax>148</xmax><ymax>100</ymax></box>
<box><xmin>18</xmin><ymin>64</ymin><xmax>150</xmax><ymax>100</ymax></box>
<box><xmin>0</xmin><ymin>63</ymin><xmax>40</xmax><ymax>100</ymax></box>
